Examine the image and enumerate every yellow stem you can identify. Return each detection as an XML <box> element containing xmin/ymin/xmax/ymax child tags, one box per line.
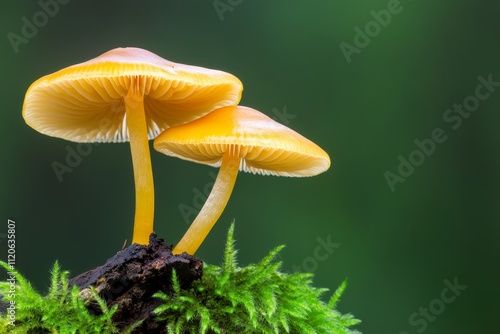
<box><xmin>125</xmin><ymin>79</ymin><xmax>155</xmax><ymax>245</ymax></box>
<box><xmin>173</xmin><ymin>151</ymin><xmax>240</xmax><ymax>255</ymax></box>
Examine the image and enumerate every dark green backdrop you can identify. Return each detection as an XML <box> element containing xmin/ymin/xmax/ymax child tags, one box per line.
<box><xmin>1</xmin><ymin>1</ymin><xmax>499</xmax><ymax>333</ymax></box>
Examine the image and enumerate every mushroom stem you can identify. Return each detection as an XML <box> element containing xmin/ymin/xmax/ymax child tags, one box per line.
<box><xmin>125</xmin><ymin>81</ymin><xmax>155</xmax><ymax>245</ymax></box>
<box><xmin>173</xmin><ymin>150</ymin><xmax>240</xmax><ymax>255</ymax></box>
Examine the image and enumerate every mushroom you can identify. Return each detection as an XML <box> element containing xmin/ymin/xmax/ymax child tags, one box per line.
<box><xmin>22</xmin><ymin>47</ymin><xmax>243</xmax><ymax>245</ymax></box>
<box><xmin>153</xmin><ymin>105</ymin><xmax>330</xmax><ymax>255</ymax></box>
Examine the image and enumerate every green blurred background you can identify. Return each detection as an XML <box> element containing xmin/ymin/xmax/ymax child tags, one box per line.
<box><xmin>1</xmin><ymin>0</ymin><xmax>499</xmax><ymax>332</ymax></box>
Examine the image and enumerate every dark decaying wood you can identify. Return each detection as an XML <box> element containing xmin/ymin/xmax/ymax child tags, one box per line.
<box><xmin>68</xmin><ymin>233</ymin><xmax>203</xmax><ymax>333</ymax></box>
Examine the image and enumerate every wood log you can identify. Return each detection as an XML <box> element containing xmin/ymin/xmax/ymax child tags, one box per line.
<box><xmin>68</xmin><ymin>233</ymin><xmax>203</xmax><ymax>333</ymax></box>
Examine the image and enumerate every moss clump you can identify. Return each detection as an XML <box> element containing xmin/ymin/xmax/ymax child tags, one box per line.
<box><xmin>153</xmin><ymin>224</ymin><xmax>360</xmax><ymax>333</ymax></box>
<box><xmin>0</xmin><ymin>261</ymin><xmax>141</xmax><ymax>333</ymax></box>
<box><xmin>0</xmin><ymin>224</ymin><xmax>360</xmax><ymax>333</ymax></box>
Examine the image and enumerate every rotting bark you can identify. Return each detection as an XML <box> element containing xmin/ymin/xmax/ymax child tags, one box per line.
<box><xmin>68</xmin><ymin>233</ymin><xmax>203</xmax><ymax>333</ymax></box>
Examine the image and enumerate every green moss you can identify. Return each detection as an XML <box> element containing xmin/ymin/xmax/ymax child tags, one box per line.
<box><xmin>0</xmin><ymin>224</ymin><xmax>360</xmax><ymax>333</ymax></box>
<box><xmin>153</xmin><ymin>223</ymin><xmax>360</xmax><ymax>333</ymax></box>
<box><xmin>0</xmin><ymin>261</ymin><xmax>141</xmax><ymax>333</ymax></box>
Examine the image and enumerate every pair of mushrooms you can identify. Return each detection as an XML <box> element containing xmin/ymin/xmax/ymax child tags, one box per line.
<box><xmin>22</xmin><ymin>47</ymin><xmax>330</xmax><ymax>255</ymax></box>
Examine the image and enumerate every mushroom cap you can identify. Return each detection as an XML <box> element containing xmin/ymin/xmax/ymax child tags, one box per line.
<box><xmin>22</xmin><ymin>47</ymin><xmax>243</xmax><ymax>143</ymax></box>
<box><xmin>153</xmin><ymin>105</ymin><xmax>331</xmax><ymax>177</ymax></box>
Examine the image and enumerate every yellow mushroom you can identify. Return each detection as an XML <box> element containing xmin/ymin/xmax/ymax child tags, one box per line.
<box><xmin>22</xmin><ymin>47</ymin><xmax>243</xmax><ymax>245</ymax></box>
<box><xmin>153</xmin><ymin>105</ymin><xmax>330</xmax><ymax>255</ymax></box>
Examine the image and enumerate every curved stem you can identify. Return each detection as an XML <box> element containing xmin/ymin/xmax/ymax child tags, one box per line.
<box><xmin>125</xmin><ymin>81</ymin><xmax>155</xmax><ymax>245</ymax></box>
<box><xmin>173</xmin><ymin>151</ymin><xmax>240</xmax><ymax>255</ymax></box>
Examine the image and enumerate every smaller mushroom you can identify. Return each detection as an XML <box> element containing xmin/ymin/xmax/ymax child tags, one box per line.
<box><xmin>153</xmin><ymin>105</ymin><xmax>330</xmax><ymax>255</ymax></box>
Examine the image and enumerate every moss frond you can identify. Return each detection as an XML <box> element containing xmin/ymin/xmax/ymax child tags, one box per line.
<box><xmin>154</xmin><ymin>223</ymin><xmax>361</xmax><ymax>334</ymax></box>
<box><xmin>0</xmin><ymin>261</ymin><xmax>138</xmax><ymax>333</ymax></box>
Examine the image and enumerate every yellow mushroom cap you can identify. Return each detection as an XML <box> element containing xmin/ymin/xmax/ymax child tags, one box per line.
<box><xmin>22</xmin><ymin>47</ymin><xmax>243</xmax><ymax>143</ymax></box>
<box><xmin>153</xmin><ymin>106</ymin><xmax>331</xmax><ymax>177</ymax></box>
